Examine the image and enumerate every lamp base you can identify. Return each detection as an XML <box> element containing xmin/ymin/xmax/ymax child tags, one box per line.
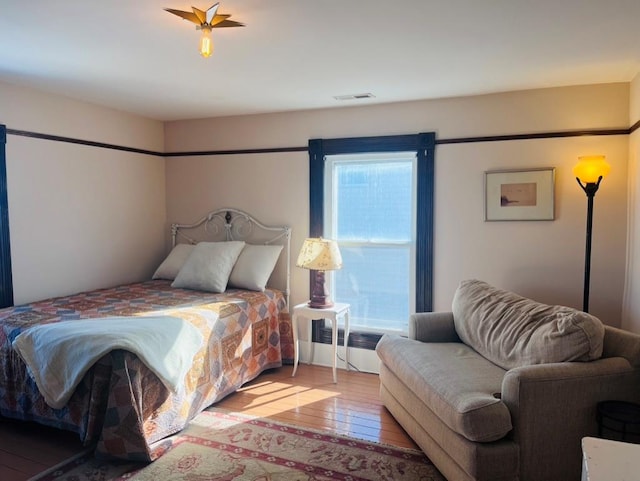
<box><xmin>308</xmin><ymin>270</ymin><xmax>333</xmax><ymax>309</ymax></box>
<box><xmin>308</xmin><ymin>299</ymin><xmax>334</xmax><ymax>309</ymax></box>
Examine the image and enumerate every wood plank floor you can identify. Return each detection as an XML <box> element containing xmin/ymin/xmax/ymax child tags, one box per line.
<box><xmin>218</xmin><ymin>364</ymin><xmax>418</xmax><ymax>449</ymax></box>
<box><xmin>0</xmin><ymin>365</ymin><xmax>417</xmax><ymax>480</ymax></box>
<box><xmin>0</xmin><ymin>416</ymin><xmax>83</xmax><ymax>481</ymax></box>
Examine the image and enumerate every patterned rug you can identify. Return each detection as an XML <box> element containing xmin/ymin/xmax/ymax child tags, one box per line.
<box><xmin>31</xmin><ymin>407</ymin><xmax>444</xmax><ymax>481</ymax></box>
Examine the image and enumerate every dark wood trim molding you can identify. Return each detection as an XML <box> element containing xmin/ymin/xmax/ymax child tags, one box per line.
<box><xmin>307</xmin><ymin>139</ymin><xmax>324</xmax><ymax>238</ymax></box>
<box><xmin>7</xmin><ymin>128</ymin><xmax>307</xmax><ymax>157</ymax></box>
<box><xmin>416</xmin><ymin>132</ymin><xmax>435</xmax><ymax>312</ymax></box>
<box><xmin>5</xmin><ymin>126</ymin><xmax>634</xmax><ymax>158</ymax></box>
<box><xmin>308</xmin><ymin>133</ymin><xmax>435</xmax><ymax>350</ymax></box>
<box><xmin>7</xmin><ymin>128</ymin><xmax>308</xmax><ymax>157</ymax></box>
<box><xmin>436</xmin><ymin>128</ymin><xmax>630</xmax><ymax>145</ymax></box>
<box><xmin>0</xmin><ymin>125</ymin><xmax>13</xmax><ymax>308</ymax></box>
<box><xmin>7</xmin><ymin>129</ymin><xmax>164</xmax><ymax>157</ymax></box>
<box><xmin>164</xmin><ymin>146</ymin><xmax>308</xmax><ymax>157</ymax></box>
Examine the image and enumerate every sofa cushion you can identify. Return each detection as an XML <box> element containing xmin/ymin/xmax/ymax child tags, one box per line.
<box><xmin>452</xmin><ymin>279</ymin><xmax>605</xmax><ymax>371</ymax></box>
<box><xmin>376</xmin><ymin>334</ymin><xmax>512</xmax><ymax>442</ymax></box>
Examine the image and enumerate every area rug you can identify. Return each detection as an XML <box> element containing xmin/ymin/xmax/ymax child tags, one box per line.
<box><xmin>30</xmin><ymin>407</ymin><xmax>444</xmax><ymax>481</ymax></box>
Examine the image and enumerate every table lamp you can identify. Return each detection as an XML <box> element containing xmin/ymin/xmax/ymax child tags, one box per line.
<box><xmin>296</xmin><ymin>238</ymin><xmax>343</xmax><ymax>308</ymax></box>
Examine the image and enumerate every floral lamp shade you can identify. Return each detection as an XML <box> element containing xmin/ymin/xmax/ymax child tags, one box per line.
<box><xmin>296</xmin><ymin>238</ymin><xmax>342</xmax><ymax>308</ymax></box>
<box><xmin>296</xmin><ymin>238</ymin><xmax>342</xmax><ymax>271</ymax></box>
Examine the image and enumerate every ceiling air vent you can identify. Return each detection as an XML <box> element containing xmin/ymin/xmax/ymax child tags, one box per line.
<box><xmin>333</xmin><ymin>93</ymin><xmax>376</xmax><ymax>101</ymax></box>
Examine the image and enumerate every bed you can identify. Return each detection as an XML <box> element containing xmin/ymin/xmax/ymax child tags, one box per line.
<box><xmin>0</xmin><ymin>208</ymin><xmax>294</xmax><ymax>461</ymax></box>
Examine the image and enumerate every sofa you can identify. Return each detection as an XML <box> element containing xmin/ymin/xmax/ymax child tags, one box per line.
<box><xmin>376</xmin><ymin>280</ymin><xmax>640</xmax><ymax>481</ymax></box>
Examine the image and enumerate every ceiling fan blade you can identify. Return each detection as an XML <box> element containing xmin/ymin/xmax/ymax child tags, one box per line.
<box><xmin>165</xmin><ymin>8</ymin><xmax>201</xmax><ymax>25</ymax></box>
<box><xmin>205</xmin><ymin>3</ymin><xmax>221</xmax><ymax>24</ymax></box>
<box><xmin>213</xmin><ymin>19</ymin><xmax>245</xmax><ymax>28</ymax></box>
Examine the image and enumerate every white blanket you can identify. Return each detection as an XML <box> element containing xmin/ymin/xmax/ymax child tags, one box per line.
<box><xmin>12</xmin><ymin>316</ymin><xmax>204</xmax><ymax>409</ymax></box>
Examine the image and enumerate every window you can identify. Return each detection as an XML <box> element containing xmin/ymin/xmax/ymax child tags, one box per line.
<box><xmin>308</xmin><ymin>133</ymin><xmax>435</xmax><ymax>344</ymax></box>
<box><xmin>324</xmin><ymin>152</ymin><xmax>416</xmax><ymax>333</ymax></box>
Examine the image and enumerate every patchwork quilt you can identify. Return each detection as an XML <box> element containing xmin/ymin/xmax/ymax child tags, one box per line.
<box><xmin>0</xmin><ymin>280</ymin><xmax>293</xmax><ymax>461</ymax></box>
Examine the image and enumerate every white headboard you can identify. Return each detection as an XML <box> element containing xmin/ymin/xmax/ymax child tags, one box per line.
<box><xmin>170</xmin><ymin>208</ymin><xmax>291</xmax><ymax>308</ymax></box>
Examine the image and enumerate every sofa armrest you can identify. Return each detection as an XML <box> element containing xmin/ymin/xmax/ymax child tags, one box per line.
<box><xmin>603</xmin><ymin>325</ymin><xmax>640</xmax><ymax>367</ymax></box>
<box><xmin>500</xmin><ymin>357</ymin><xmax>640</xmax><ymax>481</ymax></box>
<box><xmin>409</xmin><ymin>312</ymin><xmax>461</xmax><ymax>343</ymax></box>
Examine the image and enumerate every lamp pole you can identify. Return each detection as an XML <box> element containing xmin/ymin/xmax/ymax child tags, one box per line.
<box><xmin>576</xmin><ymin>176</ymin><xmax>602</xmax><ymax>313</ymax></box>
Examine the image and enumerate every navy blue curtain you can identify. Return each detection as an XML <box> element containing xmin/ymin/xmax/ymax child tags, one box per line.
<box><xmin>0</xmin><ymin>124</ymin><xmax>13</xmax><ymax>308</ymax></box>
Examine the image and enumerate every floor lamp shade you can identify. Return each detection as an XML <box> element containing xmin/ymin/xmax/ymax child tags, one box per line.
<box><xmin>574</xmin><ymin>156</ymin><xmax>611</xmax><ymax>184</ymax></box>
<box><xmin>296</xmin><ymin>238</ymin><xmax>342</xmax><ymax>308</ymax></box>
<box><xmin>574</xmin><ymin>155</ymin><xmax>610</xmax><ymax>313</ymax></box>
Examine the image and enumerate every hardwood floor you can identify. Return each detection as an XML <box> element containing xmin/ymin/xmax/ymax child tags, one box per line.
<box><xmin>0</xmin><ymin>364</ymin><xmax>417</xmax><ymax>480</ymax></box>
<box><xmin>0</xmin><ymin>416</ymin><xmax>83</xmax><ymax>481</ymax></box>
<box><xmin>218</xmin><ymin>364</ymin><xmax>418</xmax><ymax>449</ymax></box>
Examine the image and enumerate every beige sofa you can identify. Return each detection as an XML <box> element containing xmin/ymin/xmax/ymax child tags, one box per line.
<box><xmin>376</xmin><ymin>280</ymin><xmax>640</xmax><ymax>481</ymax></box>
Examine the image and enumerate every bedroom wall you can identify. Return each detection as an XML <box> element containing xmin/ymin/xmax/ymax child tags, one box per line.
<box><xmin>622</xmin><ymin>73</ymin><xmax>640</xmax><ymax>333</ymax></box>
<box><xmin>165</xmin><ymin>83</ymin><xmax>630</xmax><ymax>371</ymax></box>
<box><xmin>0</xmin><ymin>81</ymin><xmax>166</xmax><ymax>304</ymax></box>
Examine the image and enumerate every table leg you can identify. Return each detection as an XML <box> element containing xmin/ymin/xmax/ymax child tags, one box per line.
<box><xmin>343</xmin><ymin>309</ymin><xmax>350</xmax><ymax>371</ymax></box>
<box><xmin>292</xmin><ymin>312</ymin><xmax>300</xmax><ymax>377</ymax></box>
<box><xmin>331</xmin><ymin>315</ymin><xmax>338</xmax><ymax>383</ymax></box>
<box><xmin>306</xmin><ymin>316</ymin><xmax>313</xmax><ymax>365</ymax></box>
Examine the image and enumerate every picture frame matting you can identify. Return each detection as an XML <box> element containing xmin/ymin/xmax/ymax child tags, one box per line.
<box><xmin>484</xmin><ymin>167</ymin><xmax>555</xmax><ymax>221</ymax></box>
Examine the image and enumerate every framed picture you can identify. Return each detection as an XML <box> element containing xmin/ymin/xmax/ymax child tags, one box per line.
<box><xmin>485</xmin><ymin>168</ymin><xmax>555</xmax><ymax>221</ymax></box>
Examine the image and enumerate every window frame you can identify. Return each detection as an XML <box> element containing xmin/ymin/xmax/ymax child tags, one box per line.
<box><xmin>308</xmin><ymin>133</ymin><xmax>435</xmax><ymax>349</ymax></box>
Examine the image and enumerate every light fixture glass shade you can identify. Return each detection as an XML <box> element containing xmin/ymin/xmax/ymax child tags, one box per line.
<box><xmin>296</xmin><ymin>238</ymin><xmax>343</xmax><ymax>271</ymax></box>
<box><xmin>573</xmin><ymin>155</ymin><xmax>611</xmax><ymax>184</ymax></box>
<box><xmin>199</xmin><ymin>27</ymin><xmax>213</xmax><ymax>58</ymax></box>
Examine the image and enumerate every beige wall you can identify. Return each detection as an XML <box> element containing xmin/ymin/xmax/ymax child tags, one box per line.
<box><xmin>1</xmin><ymin>80</ymin><xmax>632</xmax><ymax>333</ymax></box>
<box><xmin>623</xmin><ymin>73</ymin><xmax>640</xmax><ymax>333</ymax></box>
<box><xmin>1</xmin><ymin>81</ymin><xmax>166</xmax><ymax>304</ymax></box>
<box><xmin>0</xmin><ymin>80</ymin><xmax>633</xmax><ymax>372</ymax></box>
<box><xmin>165</xmin><ymin>83</ymin><xmax>630</xmax><ymax>326</ymax></box>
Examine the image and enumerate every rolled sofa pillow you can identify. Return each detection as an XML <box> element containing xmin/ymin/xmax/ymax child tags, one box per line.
<box><xmin>452</xmin><ymin>279</ymin><xmax>604</xmax><ymax>370</ymax></box>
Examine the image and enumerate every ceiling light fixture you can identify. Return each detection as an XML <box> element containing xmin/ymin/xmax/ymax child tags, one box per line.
<box><xmin>165</xmin><ymin>3</ymin><xmax>244</xmax><ymax>58</ymax></box>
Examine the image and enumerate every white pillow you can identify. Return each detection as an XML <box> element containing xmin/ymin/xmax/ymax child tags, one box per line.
<box><xmin>228</xmin><ymin>244</ymin><xmax>284</xmax><ymax>291</ymax></box>
<box><xmin>152</xmin><ymin>244</ymin><xmax>195</xmax><ymax>280</ymax></box>
<box><xmin>172</xmin><ymin>241</ymin><xmax>245</xmax><ymax>293</ymax></box>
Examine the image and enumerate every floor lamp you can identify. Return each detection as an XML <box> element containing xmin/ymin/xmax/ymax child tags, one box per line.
<box><xmin>573</xmin><ymin>155</ymin><xmax>611</xmax><ymax>313</ymax></box>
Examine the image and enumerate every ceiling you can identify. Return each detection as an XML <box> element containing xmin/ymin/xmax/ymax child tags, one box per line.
<box><xmin>0</xmin><ymin>0</ymin><xmax>639</xmax><ymax>122</ymax></box>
